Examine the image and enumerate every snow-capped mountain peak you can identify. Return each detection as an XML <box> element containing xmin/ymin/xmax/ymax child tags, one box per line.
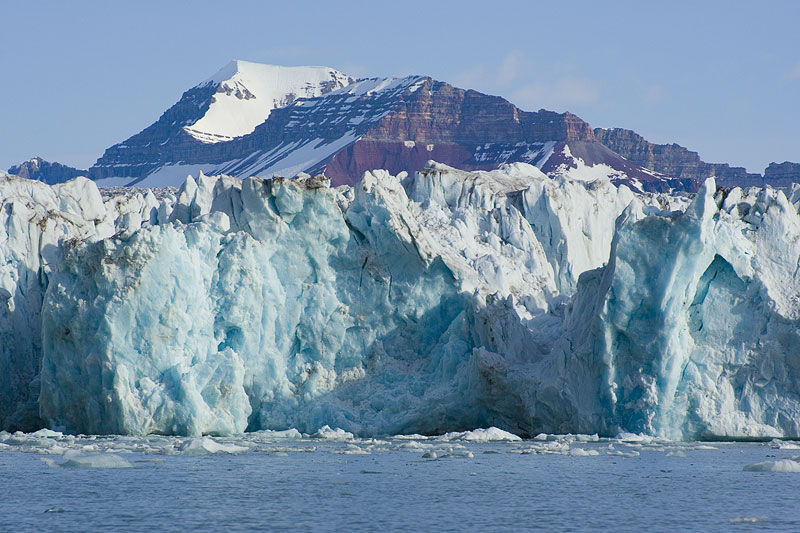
<box><xmin>184</xmin><ymin>60</ymin><xmax>354</xmax><ymax>143</ymax></box>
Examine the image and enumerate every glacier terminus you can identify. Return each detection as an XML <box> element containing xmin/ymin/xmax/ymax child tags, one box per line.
<box><xmin>2</xmin><ymin>160</ymin><xmax>800</xmax><ymax>440</ymax></box>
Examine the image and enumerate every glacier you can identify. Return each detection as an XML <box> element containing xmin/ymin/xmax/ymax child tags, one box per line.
<box><xmin>1</xmin><ymin>163</ymin><xmax>799</xmax><ymax>439</ymax></box>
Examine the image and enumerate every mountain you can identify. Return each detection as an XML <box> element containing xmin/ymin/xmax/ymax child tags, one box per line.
<box><xmin>7</xmin><ymin>60</ymin><xmax>799</xmax><ymax>191</ymax></box>
<box><xmin>8</xmin><ymin>157</ymin><xmax>86</xmax><ymax>185</ymax></box>
<box><xmin>86</xmin><ymin>60</ymin><xmax>686</xmax><ymax>191</ymax></box>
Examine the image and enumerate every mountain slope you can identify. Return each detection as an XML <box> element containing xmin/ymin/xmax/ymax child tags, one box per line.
<box><xmin>89</xmin><ymin>60</ymin><xmax>353</xmax><ymax>183</ymax></box>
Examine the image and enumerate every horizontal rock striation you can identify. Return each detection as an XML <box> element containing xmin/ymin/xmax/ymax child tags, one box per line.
<box><xmin>764</xmin><ymin>161</ymin><xmax>800</xmax><ymax>187</ymax></box>
<box><xmin>594</xmin><ymin>127</ymin><xmax>799</xmax><ymax>188</ymax></box>
<box><xmin>87</xmin><ymin>72</ymin><xmax>601</xmax><ymax>188</ymax></box>
<box><xmin>90</xmin><ymin>84</ymin><xmax>220</xmax><ymax>181</ymax></box>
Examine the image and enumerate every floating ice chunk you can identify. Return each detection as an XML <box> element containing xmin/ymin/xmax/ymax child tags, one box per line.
<box><xmin>769</xmin><ymin>439</ymin><xmax>800</xmax><ymax>450</ymax></box>
<box><xmin>515</xmin><ymin>441</ymin><xmax>571</xmax><ymax>455</ymax></box>
<box><xmin>569</xmin><ymin>447</ymin><xmax>600</xmax><ymax>456</ymax></box>
<box><xmin>728</xmin><ymin>516</ymin><xmax>767</xmax><ymax>524</ymax></box>
<box><xmin>264</xmin><ymin>446</ymin><xmax>316</xmax><ymax>455</ymax></box>
<box><xmin>333</xmin><ymin>444</ymin><xmax>370</xmax><ymax>455</ymax></box>
<box><xmin>43</xmin><ymin>450</ymin><xmax>133</xmax><ymax>468</ymax></box>
<box><xmin>607</xmin><ymin>450</ymin><xmax>640</xmax><ymax>457</ymax></box>
<box><xmin>744</xmin><ymin>459</ymin><xmax>800</xmax><ymax>472</ymax></box>
<box><xmin>437</xmin><ymin>427</ymin><xmax>521</xmax><ymax>442</ymax></box>
<box><xmin>395</xmin><ymin>441</ymin><xmax>434</xmax><ymax>451</ymax></box>
<box><xmin>313</xmin><ymin>426</ymin><xmax>355</xmax><ymax>440</ymax></box>
<box><xmin>248</xmin><ymin>429</ymin><xmax>303</xmax><ymax>441</ymax></box>
<box><xmin>666</xmin><ymin>450</ymin><xmax>687</xmax><ymax>457</ymax></box>
<box><xmin>614</xmin><ymin>433</ymin><xmax>655</xmax><ymax>444</ymax></box>
<box><xmin>391</xmin><ymin>434</ymin><xmax>430</xmax><ymax>441</ymax></box>
<box><xmin>178</xmin><ymin>437</ymin><xmax>248</xmax><ymax>455</ymax></box>
<box><xmin>30</xmin><ymin>429</ymin><xmax>63</xmax><ymax>438</ymax></box>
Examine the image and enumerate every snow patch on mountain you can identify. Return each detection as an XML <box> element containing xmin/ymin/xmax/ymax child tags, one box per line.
<box><xmin>551</xmin><ymin>144</ymin><xmax>631</xmax><ymax>183</ymax></box>
<box><xmin>222</xmin><ymin>133</ymin><xmax>362</xmax><ymax>179</ymax></box>
<box><xmin>184</xmin><ymin>60</ymin><xmax>353</xmax><ymax>143</ymax></box>
<box><xmin>322</xmin><ymin>75</ymin><xmax>426</xmax><ymax>98</ymax></box>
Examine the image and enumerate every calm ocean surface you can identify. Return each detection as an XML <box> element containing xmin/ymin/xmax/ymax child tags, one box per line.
<box><xmin>1</xmin><ymin>431</ymin><xmax>799</xmax><ymax>532</ymax></box>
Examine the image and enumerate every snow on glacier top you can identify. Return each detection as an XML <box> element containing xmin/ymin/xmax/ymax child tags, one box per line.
<box><xmin>185</xmin><ymin>60</ymin><xmax>354</xmax><ymax>143</ymax></box>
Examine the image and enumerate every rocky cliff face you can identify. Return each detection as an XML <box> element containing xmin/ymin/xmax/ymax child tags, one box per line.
<box><xmin>593</xmin><ymin>128</ymin><xmax>775</xmax><ymax>188</ymax></box>
<box><xmin>764</xmin><ymin>161</ymin><xmax>800</xmax><ymax>187</ymax></box>
<box><xmin>8</xmin><ymin>157</ymin><xmax>86</xmax><ymax>185</ymax></box>
<box><xmin>316</xmin><ymin>80</ymin><xmax>597</xmax><ymax>185</ymax></box>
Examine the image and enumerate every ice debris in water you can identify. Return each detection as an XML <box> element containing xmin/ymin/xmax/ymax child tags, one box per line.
<box><xmin>247</xmin><ymin>429</ymin><xmax>303</xmax><ymax>441</ymax></box>
<box><xmin>30</xmin><ymin>429</ymin><xmax>63</xmax><ymax>438</ymax></box>
<box><xmin>729</xmin><ymin>517</ymin><xmax>767</xmax><ymax>524</ymax></box>
<box><xmin>743</xmin><ymin>459</ymin><xmax>800</xmax><ymax>472</ymax></box>
<box><xmin>436</xmin><ymin>427</ymin><xmax>521</xmax><ymax>442</ymax></box>
<box><xmin>769</xmin><ymin>439</ymin><xmax>800</xmax><ymax>450</ymax></box>
<box><xmin>2</xmin><ymin>165</ymin><xmax>800</xmax><ymax>440</ymax></box>
<box><xmin>0</xmin><ymin>428</ymin><xmax>703</xmax><ymax>461</ymax></box>
<box><xmin>42</xmin><ymin>450</ymin><xmax>133</xmax><ymax>469</ymax></box>
<box><xmin>313</xmin><ymin>426</ymin><xmax>355</xmax><ymax>440</ymax></box>
<box><xmin>666</xmin><ymin>450</ymin><xmax>687</xmax><ymax>458</ymax></box>
<box><xmin>568</xmin><ymin>448</ymin><xmax>600</xmax><ymax>456</ymax></box>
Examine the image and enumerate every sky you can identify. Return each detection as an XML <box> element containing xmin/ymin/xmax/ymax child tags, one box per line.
<box><xmin>2</xmin><ymin>0</ymin><xmax>799</xmax><ymax>173</ymax></box>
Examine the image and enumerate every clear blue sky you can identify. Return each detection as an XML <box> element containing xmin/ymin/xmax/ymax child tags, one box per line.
<box><xmin>2</xmin><ymin>0</ymin><xmax>798</xmax><ymax>173</ymax></box>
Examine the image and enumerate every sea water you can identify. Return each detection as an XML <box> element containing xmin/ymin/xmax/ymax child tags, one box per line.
<box><xmin>1</xmin><ymin>431</ymin><xmax>799</xmax><ymax>532</ymax></box>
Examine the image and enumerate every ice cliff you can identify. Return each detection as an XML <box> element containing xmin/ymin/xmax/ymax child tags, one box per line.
<box><xmin>2</xmin><ymin>164</ymin><xmax>799</xmax><ymax>439</ymax></box>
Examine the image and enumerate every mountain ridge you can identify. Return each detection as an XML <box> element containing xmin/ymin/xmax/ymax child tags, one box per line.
<box><xmin>593</xmin><ymin>127</ymin><xmax>767</xmax><ymax>188</ymax></box>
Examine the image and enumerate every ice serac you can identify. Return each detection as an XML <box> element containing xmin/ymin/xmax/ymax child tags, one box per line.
<box><xmin>27</xmin><ymin>162</ymin><xmax>645</xmax><ymax>436</ymax></box>
<box><xmin>0</xmin><ymin>172</ymin><xmax>113</xmax><ymax>430</ymax></box>
<box><xmin>483</xmin><ymin>178</ymin><xmax>800</xmax><ymax>439</ymax></box>
<box><xmin>589</xmin><ymin>179</ymin><xmax>800</xmax><ymax>439</ymax></box>
<box><xmin>39</xmin><ymin>169</ymin><xmax>489</xmax><ymax>435</ymax></box>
